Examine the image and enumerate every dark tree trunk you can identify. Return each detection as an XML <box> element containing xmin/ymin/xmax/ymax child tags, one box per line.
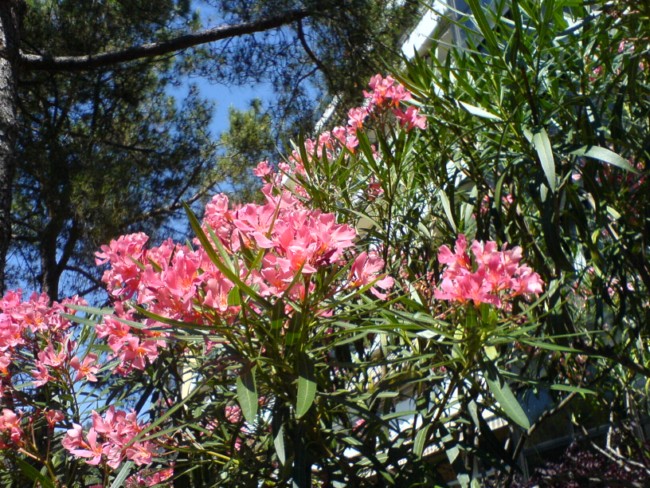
<box><xmin>0</xmin><ymin>1</ymin><xmax>21</xmax><ymax>295</ymax></box>
<box><xmin>40</xmin><ymin>221</ymin><xmax>60</xmax><ymax>301</ymax></box>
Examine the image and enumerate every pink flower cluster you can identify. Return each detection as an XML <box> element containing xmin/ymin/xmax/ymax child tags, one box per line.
<box><xmin>33</xmin><ymin>337</ymin><xmax>99</xmax><ymax>386</ymax></box>
<box><xmin>361</xmin><ymin>74</ymin><xmax>428</xmax><ymax>131</ymax></box>
<box><xmin>63</xmin><ymin>406</ymin><xmax>158</xmax><ymax>469</ymax></box>
<box><xmin>95</xmin><ymin>169</ymin><xmax>394</xmax><ymax>373</ymax></box>
<box><xmin>125</xmin><ymin>467</ymin><xmax>173</xmax><ymax>488</ymax></box>
<box><xmin>0</xmin><ymin>291</ymin><xmax>94</xmax><ymax>448</ymax></box>
<box><xmin>0</xmin><ymin>290</ymin><xmax>84</xmax><ymax>368</ymax></box>
<box><xmin>434</xmin><ymin>235</ymin><xmax>543</xmax><ymax>308</ymax></box>
<box><xmin>0</xmin><ymin>408</ymin><xmax>23</xmax><ymax>448</ymax></box>
<box><xmin>286</xmin><ymin>74</ymin><xmax>427</xmax><ymax>178</ymax></box>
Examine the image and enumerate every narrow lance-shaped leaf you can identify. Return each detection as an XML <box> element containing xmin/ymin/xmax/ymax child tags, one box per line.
<box><xmin>550</xmin><ymin>384</ymin><xmax>595</xmax><ymax>396</ymax></box>
<box><xmin>438</xmin><ymin>190</ymin><xmax>456</xmax><ymax>232</ymax></box>
<box><xmin>571</xmin><ymin>146</ymin><xmax>639</xmax><ymax>173</ymax></box>
<box><xmin>272</xmin><ymin>409</ymin><xmax>287</xmax><ymax>466</ymax></box>
<box><xmin>110</xmin><ymin>461</ymin><xmax>135</xmax><ymax>488</ymax></box>
<box><xmin>14</xmin><ymin>458</ymin><xmax>55</xmax><ymax>488</ymax></box>
<box><xmin>458</xmin><ymin>100</ymin><xmax>502</xmax><ymax>121</ymax></box>
<box><xmin>237</xmin><ymin>365</ymin><xmax>258</xmax><ymax>423</ymax></box>
<box><xmin>413</xmin><ymin>423</ymin><xmax>430</xmax><ymax>459</ymax></box>
<box><xmin>467</xmin><ymin>0</ymin><xmax>500</xmax><ymax>55</ymax></box>
<box><xmin>66</xmin><ymin>304</ymin><xmax>114</xmax><ymax>316</ymax></box>
<box><xmin>296</xmin><ymin>352</ymin><xmax>317</xmax><ymax>419</ymax></box>
<box><xmin>532</xmin><ymin>128</ymin><xmax>556</xmax><ymax>192</ymax></box>
<box><xmin>485</xmin><ymin>363</ymin><xmax>530</xmax><ymax>430</ymax></box>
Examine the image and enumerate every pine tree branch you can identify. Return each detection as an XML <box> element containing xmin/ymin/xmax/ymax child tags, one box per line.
<box><xmin>19</xmin><ymin>8</ymin><xmax>312</xmax><ymax>71</ymax></box>
<box><xmin>296</xmin><ymin>19</ymin><xmax>331</xmax><ymax>83</ymax></box>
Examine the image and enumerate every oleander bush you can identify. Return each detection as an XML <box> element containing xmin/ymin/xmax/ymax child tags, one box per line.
<box><xmin>0</xmin><ymin>1</ymin><xmax>648</xmax><ymax>486</ymax></box>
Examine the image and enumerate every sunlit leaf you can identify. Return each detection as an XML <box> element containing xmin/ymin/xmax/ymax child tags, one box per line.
<box><xmin>571</xmin><ymin>145</ymin><xmax>638</xmax><ymax>173</ymax></box>
<box><xmin>485</xmin><ymin>364</ymin><xmax>530</xmax><ymax>430</ymax></box>
<box><xmin>531</xmin><ymin>128</ymin><xmax>556</xmax><ymax>192</ymax></box>
<box><xmin>458</xmin><ymin>101</ymin><xmax>502</xmax><ymax>120</ymax></box>
<box><xmin>110</xmin><ymin>461</ymin><xmax>134</xmax><ymax>488</ymax></box>
<box><xmin>236</xmin><ymin>365</ymin><xmax>258</xmax><ymax>423</ymax></box>
<box><xmin>296</xmin><ymin>352</ymin><xmax>317</xmax><ymax>419</ymax></box>
<box><xmin>14</xmin><ymin>458</ymin><xmax>55</xmax><ymax>488</ymax></box>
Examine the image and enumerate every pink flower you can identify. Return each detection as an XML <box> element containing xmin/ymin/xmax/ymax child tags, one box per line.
<box><xmin>62</xmin><ymin>424</ymin><xmax>84</xmax><ymax>451</ymax></box>
<box><xmin>253</xmin><ymin>160</ymin><xmax>272</xmax><ymax>178</ymax></box>
<box><xmin>45</xmin><ymin>410</ymin><xmax>65</xmax><ymax>428</ymax></box>
<box><xmin>435</xmin><ymin>235</ymin><xmax>543</xmax><ymax>308</ymax></box>
<box><xmin>68</xmin><ymin>428</ymin><xmax>104</xmax><ymax>466</ymax></box>
<box><xmin>70</xmin><ymin>353</ymin><xmax>99</xmax><ymax>382</ymax></box>
<box><xmin>225</xmin><ymin>405</ymin><xmax>242</xmax><ymax>424</ymax></box>
<box><xmin>118</xmin><ymin>336</ymin><xmax>160</xmax><ymax>373</ymax></box>
<box><xmin>97</xmin><ymin>313</ymin><xmax>132</xmax><ymax>353</ymax></box>
<box><xmin>125</xmin><ymin>441</ymin><xmax>155</xmax><ymax>466</ymax></box>
<box><xmin>347</xmin><ymin>107</ymin><xmax>368</xmax><ymax>130</ymax></box>
<box><xmin>0</xmin><ymin>313</ymin><xmax>25</xmax><ymax>351</ymax></box>
<box><xmin>126</xmin><ymin>467</ymin><xmax>173</xmax><ymax>488</ymax></box>
<box><xmin>0</xmin><ymin>409</ymin><xmax>23</xmax><ymax>445</ymax></box>
<box><xmin>202</xmin><ymin>275</ymin><xmax>235</xmax><ymax>313</ymax></box>
<box><xmin>64</xmin><ymin>407</ymin><xmax>157</xmax><ymax>471</ymax></box>
<box><xmin>32</xmin><ymin>362</ymin><xmax>53</xmax><ymax>386</ymax></box>
<box><xmin>38</xmin><ymin>342</ymin><xmax>68</xmax><ymax>368</ymax></box>
<box><xmin>364</xmin><ymin>74</ymin><xmax>413</xmax><ymax>109</ymax></box>
<box><xmin>438</xmin><ymin>234</ymin><xmax>470</xmax><ymax>272</ymax></box>
<box><xmin>96</xmin><ymin>233</ymin><xmax>149</xmax><ymax>297</ymax></box>
<box><xmin>0</xmin><ymin>352</ymin><xmax>10</xmax><ymax>375</ymax></box>
<box><xmin>436</xmin><ymin>269</ymin><xmax>501</xmax><ymax>307</ymax></box>
<box><xmin>394</xmin><ymin>106</ymin><xmax>427</xmax><ymax>131</ymax></box>
<box><xmin>350</xmin><ymin>251</ymin><xmax>394</xmax><ymax>300</ymax></box>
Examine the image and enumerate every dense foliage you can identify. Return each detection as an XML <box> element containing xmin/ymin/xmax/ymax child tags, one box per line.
<box><xmin>0</xmin><ymin>0</ymin><xmax>648</xmax><ymax>486</ymax></box>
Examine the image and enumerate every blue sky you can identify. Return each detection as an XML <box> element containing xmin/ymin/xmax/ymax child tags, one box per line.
<box><xmin>169</xmin><ymin>80</ymin><xmax>275</xmax><ymax>137</ymax></box>
<box><xmin>207</xmin><ymin>83</ymin><xmax>274</xmax><ymax>135</ymax></box>
<box><xmin>185</xmin><ymin>1</ymin><xmax>278</xmax><ymax>138</ymax></box>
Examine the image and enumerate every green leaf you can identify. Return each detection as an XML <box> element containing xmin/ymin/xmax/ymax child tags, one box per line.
<box><xmin>571</xmin><ymin>146</ymin><xmax>638</xmax><ymax>173</ymax></box>
<box><xmin>14</xmin><ymin>457</ymin><xmax>55</xmax><ymax>488</ymax></box>
<box><xmin>110</xmin><ymin>461</ymin><xmax>134</xmax><ymax>488</ymax></box>
<box><xmin>446</xmin><ymin>444</ymin><xmax>460</xmax><ymax>465</ymax></box>
<box><xmin>458</xmin><ymin>101</ymin><xmax>502</xmax><ymax>120</ymax></box>
<box><xmin>413</xmin><ymin>423</ymin><xmax>430</xmax><ymax>459</ymax></box>
<box><xmin>485</xmin><ymin>364</ymin><xmax>530</xmax><ymax>430</ymax></box>
<box><xmin>272</xmin><ymin>417</ymin><xmax>286</xmax><ymax>466</ymax></box>
<box><xmin>520</xmin><ymin>340</ymin><xmax>580</xmax><ymax>353</ymax></box>
<box><xmin>531</xmin><ymin>128</ymin><xmax>556</xmax><ymax>192</ymax></box>
<box><xmin>484</xmin><ymin>345</ymin><xmax>498</xmax><ymax>360</ymax></box>
<box><xmin>550</xmin><ymin>384</ymin><xmax>595</xmax><ymax>395</ymax></box>
<box><xmin>60</xmin><ymin>312</ymin><xmax>100</xmax><ymax>327</ymax></box>
<box><xmin>438</xmin><ymin>190</ymin><xmax>456</xmax><ymax>232</ymax></box>
<box><xmin>467</xmin><ymin>0</ymin><xmax>500</xmax><ymax>55</ymax></box>
<box><xmin>131</xmin><ymin>305</ymin><xmax>216</xmax><ymax>332</ymax></box>
<box><xmin>457</xmin><ymin>473</ymin><xmax>470</xmax><ymax>488</ymax></box>
<box><xmin>66</xmin><ymin>304</ymin><xmax>114</xmax><ymax>315</ymax></box>
<box><xmin>236</xmin><ymin>365</ymin><xmax>258</xmax><ymax>423</ymax></box>
<box><xmin>296</xmin><ymin>352</ymin><xmax>317</xmax><ymax>419</ymax></box>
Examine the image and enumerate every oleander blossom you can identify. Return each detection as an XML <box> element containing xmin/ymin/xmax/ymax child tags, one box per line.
<box><xmin>288</xmin><ymin>73</ymin><xmax>426</xmax><ymax>178</ymax></box>
<box><xmin>0</xmin><ymin>290</ymin><xmax>90</xmax><ymax>393</ymax></box>
<box><xmin>0</xmin><ymin>408</ymin><xmax>24</xmax><ymax>447</ymax></box>
<box><xmin>434</xmin><ymin>235</ymin><xmax>543</xmax><ymax>308</ymax></box>
<box><xmin>94</xmin><ymin>162</ymin><xmax>394</xmax><ymax>373</ymax></box>
<box><xmin>62</xmin><ymin>406</ymin><xmax>159</xmax><ymax>470</ymax></box>
<box><xmin>125</xmin><ymin>467</ymin><xmax>174</xmax><ymax>488</ymax></box>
